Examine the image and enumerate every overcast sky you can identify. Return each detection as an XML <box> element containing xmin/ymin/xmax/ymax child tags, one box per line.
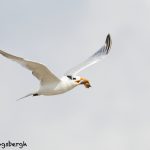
<box><xmin>0</xmin><ymin>0</ymin><xmax>150</xmax><ymax>150</ymax></box>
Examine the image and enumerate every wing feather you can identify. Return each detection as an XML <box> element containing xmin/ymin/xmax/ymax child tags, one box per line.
<box><xmin>0</xmin><ymin>50</ymin><xmax>60</xmax><ymax>85</ymax></box>
<box><xmin>65</xmin><ymin>34</ymin><xmax>112</xmax><ymax>75</ymax></box>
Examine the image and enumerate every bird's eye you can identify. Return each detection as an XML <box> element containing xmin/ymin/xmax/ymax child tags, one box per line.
<box><xmin>73</xmin><ymin>77</ymin><xmax>76</xmax><ymax>80</ymax></box>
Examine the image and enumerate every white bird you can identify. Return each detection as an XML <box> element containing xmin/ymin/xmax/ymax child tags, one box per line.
<box><xmin>0</xmin><ymin>34</ymin><xmax>112</xmax><ymax>100</ymax></box>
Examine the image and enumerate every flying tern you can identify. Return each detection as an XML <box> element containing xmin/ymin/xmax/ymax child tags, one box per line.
<box><xmin>0</xmin><ymin>34</ymin><xmax>112</xmax><ymax>100</ymax></box>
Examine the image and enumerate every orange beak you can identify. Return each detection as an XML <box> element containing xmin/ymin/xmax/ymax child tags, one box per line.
<box><xmin>76</xmin><ymin>77</ymin><xmax>91</xmax><ymax>88</ymax></box>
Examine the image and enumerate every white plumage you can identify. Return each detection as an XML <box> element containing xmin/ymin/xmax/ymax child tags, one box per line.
<box><xmin>0</xmin><ymin>34</ymin><xmax>112</xmax><ymax>100</ymax></box>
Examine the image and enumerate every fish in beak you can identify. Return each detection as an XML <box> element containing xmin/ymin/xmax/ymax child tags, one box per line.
<box><xmin>76</xmin><ymin>77</ymin><xmax>91</xmax><ymax>88</ymax></box>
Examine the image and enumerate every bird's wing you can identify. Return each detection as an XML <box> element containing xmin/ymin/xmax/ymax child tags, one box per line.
<box><xmin>0</xmin><ymin>50</ymin><xmax>60</xmax><ymax>85</ymax></box>
<box><xmin>65</xmin><ymin>34</ymin><xmax>112</xmax><ymax>76</ymax></box>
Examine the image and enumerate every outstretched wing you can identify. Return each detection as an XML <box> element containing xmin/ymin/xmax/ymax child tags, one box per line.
<box><xmin>0</xmin><ymin>50</ymin><xmax>60</xmax><ymax>85</ymax></box>
<box><xmin>65</xmin><ymin>34</ymin><xmax>112</xmax><ymax>76</ymax></box>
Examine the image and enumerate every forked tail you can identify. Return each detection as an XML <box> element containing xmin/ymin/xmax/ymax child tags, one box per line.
<box><xmin>16</xmin><ymin>93</ymin><xmax>38</xmax><ymax>101</ymax></box>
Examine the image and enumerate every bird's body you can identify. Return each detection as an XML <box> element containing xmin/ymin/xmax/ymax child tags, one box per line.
<box><xmin>38</xmin><ymin>76</ymin><xmax>77</xmax><ymax>96</ymax></box>
<box><xmin>0</xmin><ymin>34</ymin><xmax>112</xmax><ymax>100</ymax></box>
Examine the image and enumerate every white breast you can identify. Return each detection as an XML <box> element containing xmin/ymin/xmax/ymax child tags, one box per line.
<box><xmin>38</xmin><ymin>76</ymin><xmax>77</xmax><ymax>96</ymax></box>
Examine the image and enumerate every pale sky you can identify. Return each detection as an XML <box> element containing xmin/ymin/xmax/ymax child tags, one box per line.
<box><xmin>0</xmin><ymin>0</ymin><xmax>150</xmax><ymax>150</ymax></box>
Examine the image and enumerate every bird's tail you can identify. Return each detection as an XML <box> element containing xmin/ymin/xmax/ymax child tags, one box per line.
<box><xmin>16</xmin><ymin>93</ymin><xmax>34</xmax><ymax>101</ymax></box>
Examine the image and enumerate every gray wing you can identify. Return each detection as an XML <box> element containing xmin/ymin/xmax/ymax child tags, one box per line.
<box><xmin>0</xmin><ymin>50</ymin><xmax>60</xmax><ymax>85</ymax></box>
<box><xmin>65</xmin><ymin>34</ymin><xmax>112</xmax><ymax>76</ymax></box>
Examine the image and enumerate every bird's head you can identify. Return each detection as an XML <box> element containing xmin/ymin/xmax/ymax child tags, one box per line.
<box><xmin>67</xmin><ymin>75</ymin><xmax>91</xmax><ymax>88</ymax></box>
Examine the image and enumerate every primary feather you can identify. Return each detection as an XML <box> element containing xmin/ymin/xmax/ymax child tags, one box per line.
<box><xmin>65</xmin><ymin>34</ymin><xmax>112</xmax><ymax>75</ymax></box>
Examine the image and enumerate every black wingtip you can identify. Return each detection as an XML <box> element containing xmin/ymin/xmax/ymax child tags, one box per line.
<box><xmin>105</xmin><ymin>34</ymin><xmax>112</xmax><ymax>54</ymax></box>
